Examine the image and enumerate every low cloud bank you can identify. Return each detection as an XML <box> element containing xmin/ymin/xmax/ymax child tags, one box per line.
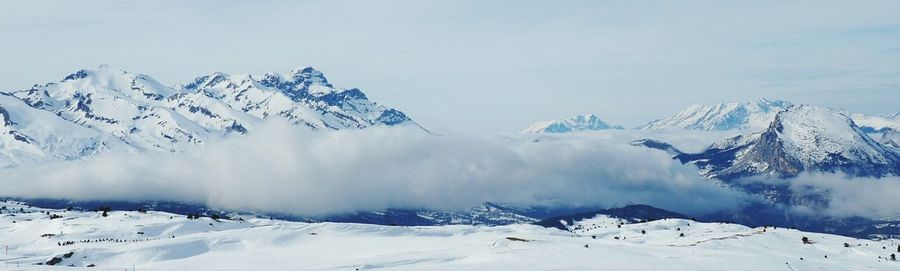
<box><xmin>0</xmin><ymin>121</ymin><xmax>751</xmax><ymax>217</ymax></box>
<box><xmin>786</xmin><ymin>173</ymin><xmax>900</xmax><ymax>219</ymax></box>
<box><xmin>734</xmin><ymin>172</ymin><xmax>900</xmax><ymax>220</ymax></box>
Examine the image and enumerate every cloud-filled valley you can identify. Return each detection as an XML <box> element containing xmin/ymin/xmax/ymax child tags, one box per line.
<box><xmin>2</xmin><ymin>2</ymin><xmax>900</xmax><ymax>269</ymax></box>
<box><xmin>0</xmin><ymin>121</ymin><xmax>754</xmax><ymax>217</ymax></box>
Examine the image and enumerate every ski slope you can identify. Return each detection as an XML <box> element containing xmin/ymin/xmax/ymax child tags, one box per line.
<box><xmin>0</xmin><ymin>201</ymin><xmax>898</xmax><ymax>270</ymax></box>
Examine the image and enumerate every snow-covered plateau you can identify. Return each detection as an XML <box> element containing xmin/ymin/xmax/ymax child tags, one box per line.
<box><xmin>0</xmin><ymin>201</ymin><xmax>898</xmax><ymax>270</ymax></box>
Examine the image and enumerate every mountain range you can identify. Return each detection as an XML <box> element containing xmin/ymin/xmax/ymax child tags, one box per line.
<box><xmin>524</xmin><ymin>100</ymin><xmax>899</xmax><ymax>184</ymax></box>
<box><xmin>631</xmin><ymin>104</ymin><xmax>900</xmax><ymax>237</ymax></box>
<box><xmin>639</xmin><ymin>98</ymin><xmax>793</xmax><ymax>131</ymax></box>
<box><xmin>3</xmin><ymin>68</ymin><xmax>900</xmax><ymax>238</ymax></box>
<box><xmin>526</xmin><ymin>99</ymin><xmax>897</xmax><ymax>142</ymax></box>
<box><xmin>0</xmin><ymin>65</ymin><xmax>419</xmax><ymax>167</ymax></box>
<box><xmin>636</xmin><ymin>98</ymin><xmax>899</xmax><ymax>137</ymax></box>
<box><xmin>632</xmin><ymin>103</ymin><xmax>900</xmax><ymax>180</ymax></box>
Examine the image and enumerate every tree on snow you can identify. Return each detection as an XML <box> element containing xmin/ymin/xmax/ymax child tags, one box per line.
<box><xmin>801</xmin><ymin>237</ymin><xmax>812</xmax><ymax>244</ymax></box>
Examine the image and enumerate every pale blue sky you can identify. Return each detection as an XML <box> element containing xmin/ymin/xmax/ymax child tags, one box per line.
<box><xmin>1</xmin><ymin>0</ymin><xmax>898</xmax><ymax>133</ymax></box>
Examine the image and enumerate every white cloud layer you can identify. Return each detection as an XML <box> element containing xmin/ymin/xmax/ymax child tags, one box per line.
<box><xmin>0</xmin><ymin>121</ymin><xmax>750</xmax><ymax>217</ymax></box>
<box><xmin>787</xmin><ymin>173</ymin><xmax>900</xmax><ymax>219</ymax></box>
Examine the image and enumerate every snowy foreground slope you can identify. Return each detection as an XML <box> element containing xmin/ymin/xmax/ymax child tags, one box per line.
<box><xmin>1</xmin><ymin>202</ymin><xmax>898</xmax><ymax>270</ymax></box>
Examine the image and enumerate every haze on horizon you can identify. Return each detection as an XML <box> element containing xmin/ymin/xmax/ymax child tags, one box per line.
<box><xmin>1</xmin><ymin>0</ymin><xmax>899</xmax><ymax>133</ymax></box>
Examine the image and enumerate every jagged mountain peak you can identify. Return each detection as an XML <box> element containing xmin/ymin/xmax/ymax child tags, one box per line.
<box><xmin>638</xmin><ymin>105</ymin><xmax>900</xmax><ymax>180</ymax></box>
<box><xmin>0</xmin><ymin>105</ymin><xmax>14</xmax><ymax>127</ymax></box>
<box><xmin>771</xmin><ymin>105</ymin><xmax>897</xmax><ymax>166</ymax></box>
<box><xmin>522</xmin><ymin>113</ymin><xmax>623</xmax><ymax>133</ymax></box>
<box><xmin>61</xmin><ymin>64</ymin><xmax>122</xmax><ymax>81</ymax></box>
<box><xmin>178</xmin><ymin>67</ymin><xmax>410</xmax><ymax>130</ymax></box>
<box><xmin>191</xmin><ymin>67</ymin><xmax>340</xmax><ymax>98</ymax></box>
<box><xmin>287</xmin><ymin>66</ymin><xmax>329</xmax><ymax>85</ymax></box>
<box><xmin>640</xmin><ymin>98</ymin><xmax>793</xmax><ymax>131</ymax></box>
<box><xmin>41</xmin><ymin>65</ymin><xmax>181</xmax><ymax>104</ymax></box>
<box><xmin>574</xmin><ymin>113</ymin><xmax>600</xmax><ymax>121</ymax></box>
<box><xmin>62</xmin><ymin>64</ymin><xmax>162</xmax><ymax>84</ymax></box>
<box><xmin>0</xmin><ymin>66</ymin><xmax>418</xmax><ymax>167</ymax></box>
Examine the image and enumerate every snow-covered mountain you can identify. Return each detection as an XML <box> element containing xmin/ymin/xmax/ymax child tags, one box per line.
<box><xmin>632</xmin><ymin>105</ymin><xmax>900</xmax><ymax>236</ymax></box>
<box><xmin>883</xmin><ymin>130</ymin><xmax>900</xmax><ymax>149</ymax></box>
<box><xmin>0</xmin><ymin>65</ymin><xmax>418</xmax><ymax>167</ymax></box>
<box><xmin>0</xmin><ymin>93</ymin><xmax>126</xmax><ymax>168</ymax></box>
<box><xmin>640</xmin><ymin>98</ymin><xmax>899</xmax><ymax>135</ymax></box>
<box><xmin>640</xmin><ymin>105</ymin><xmax>900</xmax><ymax>180</ymax></box>
<box><xmin>640</xmin><ymin>98</ymin><xmax>793</xmax><ymax>131</ymax></box>
<box><xmin>181</xmin><ymin>67</ymin><xmax>415</xmax><ymax>130</ymax></box>
<box><xmin>522</xmin><ymin>113</ymin><xmax>623</xmax><ymax>133</ymax></box>
<box><xmin>851</xmin><ymin>112</ymin><xmax>900</xmax><ymax>133</ymax></box>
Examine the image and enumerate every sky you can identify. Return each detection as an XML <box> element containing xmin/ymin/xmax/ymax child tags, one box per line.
<box><xmin>1</xmin><ymin>0</ymin><xmax>899</xmax><ymax>133</ymax></box>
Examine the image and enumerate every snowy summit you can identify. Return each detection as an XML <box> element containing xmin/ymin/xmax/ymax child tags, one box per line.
<box><xmin>640</xmin><ymin>98</ymin><xmax>792</xmax><ymax>131</ymax></box>
<box><xmin>522</xmin><ymin>113</ymin><xmax>623</xmax><ymax>133</ymax></box>
<box><xmin>0</xmin><ymin>65</ymin><xmax>420</xmax><ymax>167</ymax></box>
<box><xmin>640</xmin><ymin>105</ymin><xmax>900</xmax><ymax>180</ymax></box>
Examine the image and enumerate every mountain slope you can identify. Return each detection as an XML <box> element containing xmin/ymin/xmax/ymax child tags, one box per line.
<box><xmin>851</xmin><ymin>112</ymin><xmax>900</xmax><ymax>133</ymax></box>
<box><xmin>882</xmin><ymin>130</ymin><xmax>900</xmax><ymax>149</ymax></box>
<box><xmin>0</xmin><ymin>65</ymin><xmax>418</xmax><ymax>167</ymax></box>
<box><xmin>640</xmin><ymin>98</ymin><xmax>792</xmax><ymax>131</ymax></box>
<box><xmin>0</xmin><ymin>94</ymin><xmax>127</xmax><ymax>167</ymax></box>
<box><xmin>522</xmin><ymin>113</ymin><xmax>623</xmax><ymax>133</ymax></box>
<box><xmin>6</xmin><ymin>66</ymin><xmax>252</xmax><ymax>153</ymax></box>
<box><xmin>535</xmin><ymin>205</ymin><xmax>688</xmax><ymax>230</ymax></box>
<box><xmin>657</xmin><ymin>105</ymin><xmax>900</xmax><ymax>180</ymax></box>
<box><xmin>181</xmin><ymin>67</ymin><xmax>415</xmax><ymax>130</ymax></box>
